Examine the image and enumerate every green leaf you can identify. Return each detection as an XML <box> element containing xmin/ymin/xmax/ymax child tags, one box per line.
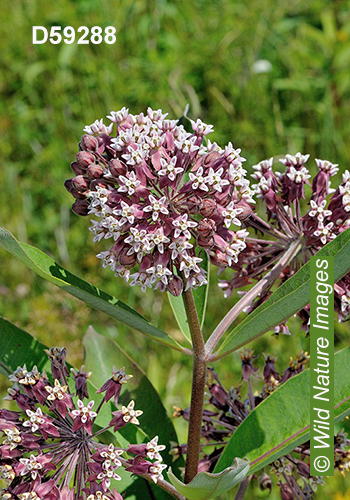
<box><xmin>0</xmin><ymin>227</ymin><xmax>183</xmax><ymax>352</ymax></box>
<box><xmin>168</xmin><ymin>250</ymin><xmax>210</xmax><ymax>344</ymax></box>
<box><xmin>167</xmin><ymin>458</ymin><xmax>250</xmax><ymax>500</ymax></box>
<box><xmin>215</xmin><ymin>346</ymin><xmax>350</xmax><ymax>475</ymax></box>
<box><xmin>215</xmin><ymin>227</ymin><xmax>350</xmax><ymax>358</ymax></box>
<box><xmin>0</xmin><ymin>317</ymin><xmax>49</xmax><ymax>377</ymax></box>
<box><xmin>83</xmin><ymin>326</ymin><xmax>183</xmax><ymax>470</ymax></box>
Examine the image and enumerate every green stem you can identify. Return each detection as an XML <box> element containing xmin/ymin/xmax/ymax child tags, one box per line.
<box><xmin>182</xmin><ymin>286</ymin><xmax>206</xmax><ymax>484</ymax></box>
<box><xmin>234</xmin><ymin>475</ymin><xmax>252</xmax><ymax>500</ymax></box>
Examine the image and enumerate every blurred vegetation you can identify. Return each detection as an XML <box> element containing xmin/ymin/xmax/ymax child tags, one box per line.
<box><xmin>1</xmin><ymin>0</ymin><xmax>350</xmax><ymax>497</ymax></box>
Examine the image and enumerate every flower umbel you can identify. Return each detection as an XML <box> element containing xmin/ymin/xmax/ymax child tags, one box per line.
<box><xmin>0</xmin><ymin>348</ymin><xmax>167</xmax><ymax>500</ymax></box>
<box><xmin>65</xmin><ymin>108</ymin><xmax>254</xmax><ymax>294</ymax></box>
<box><xmin>219</xmin><ymin>153</ymin><xmax>350</xmax><ymax>327</ymax></box>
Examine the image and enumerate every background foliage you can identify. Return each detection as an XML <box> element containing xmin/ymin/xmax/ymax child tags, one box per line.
<box><xmin>1</xmin><ymin>0</ymin><xmax>350</xmax><ymax>498</ymax></box>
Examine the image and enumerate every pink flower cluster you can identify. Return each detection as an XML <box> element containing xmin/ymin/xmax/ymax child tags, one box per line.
<box><xmin>219</xmin><ymin>153</ymin><xmax>350</xmax><ymax>327</ymax></box>
<box><xmin>65</xmin><ymin>108</ymin><xmax>254</xmax><ymax>295</ymax></box>
<box><xmin>0</xmin><ymin>348</ymin><xmax>167</xmax><ymax>500</ymax></box>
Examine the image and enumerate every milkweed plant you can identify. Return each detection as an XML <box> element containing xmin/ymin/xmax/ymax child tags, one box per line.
<box><xmin>1</xmin><ymin>107</ymin><xmax>350</xmax><ymax>500</ymax></box>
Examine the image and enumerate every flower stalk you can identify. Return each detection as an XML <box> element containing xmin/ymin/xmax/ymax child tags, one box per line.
<box><xmin>205</xmin><ymin>237</ymin><xmax>303</xmax><ymax>361</ymax></box>
<box><xmin>181</xmin><ymin>287</ymin><xmax>207</xmax><ymax>484</ymax></box>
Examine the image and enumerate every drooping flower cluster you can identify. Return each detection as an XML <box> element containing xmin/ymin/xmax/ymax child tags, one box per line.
<box><xmin>172</xmin><ymin>351</ymin><xmax>350</xmax><ymax>499</ymax></box>
<box><xmin>65</xmin><ymin>108</ymin><xmax>254</xmax><ymax>295</ymax></box>
<box><xmin>218</xmin><ymin>153</ymin><xmax>350</xmax><ymax>327</ymax></box>
<box><xmin>0</xmin><ymin>348</ymin><xmax>167</xmax><ymax>500</ymax></box>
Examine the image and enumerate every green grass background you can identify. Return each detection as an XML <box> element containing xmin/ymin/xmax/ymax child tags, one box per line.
<box><xmin>1</xmin><ymin>0</ymin><xmax>350</xmax><ymax>498</ymax></box>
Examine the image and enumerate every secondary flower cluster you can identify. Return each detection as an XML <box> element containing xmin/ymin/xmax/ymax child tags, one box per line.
<box><xmin>172</xmin><ymin>350</ymin><xmax>350</xmax><ymax>500</ymax></box>
<box><xmin>65</xmin><ymin>107</ymin><xmax>254</xmax><ymax>295</ymax></box>
<box><xmin>219</xmin><ymin>153</ymin><xmax>350</xmax><ymax>327</ymax></box>
<box><xmin>0</xmin><ymin>348</ymin><xmax>167</xmax><ymax>500</ymax></box>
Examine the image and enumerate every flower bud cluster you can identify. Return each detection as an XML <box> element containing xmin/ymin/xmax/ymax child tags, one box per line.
<box><xmin>173</xmin><ymin>353</ymin><xmax>349</xmax><ymax>498</ymax></box>
<box><xmin>65</xmin><ymin>108</ymin><xmax>254</xmax><ymax>294</ymax></box>
<box><xmin>219</xmin><ymin>153</ymin><xmax>350</xmax><ymax>325</ymax></box>
<box><xmin>0</xmin><ymin>348</ymin><xmax>167</xmax><ymax>500</ymax></box>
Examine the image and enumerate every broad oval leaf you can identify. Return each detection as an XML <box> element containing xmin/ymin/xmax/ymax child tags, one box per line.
<box><xmin>83</xmin><ymin>326</ymin><xmax>183</xmax><ymax>471</ymax></box>
<box><xmin>167</xmin><ymin>457</ymin><xmax>250</xmax><ymax>500</ymax></box>
<box><xmin>0</xmin><ymin>317</ymin><xmax>49</xmax><ymax>377</ymax></box>
<box><xmin>214</xmin><ymin>227</ymin><xmax>350</xmax><ymax>358</ymax></box>
<box><xmin>0</xmin><ymin>227</ymin><xmax>183</xmax><ymax>352</ymax></box>
<box><xmin>214</xmin><ymin>346</ymin><xmax>350</xmax><ymax>475</ymax></box>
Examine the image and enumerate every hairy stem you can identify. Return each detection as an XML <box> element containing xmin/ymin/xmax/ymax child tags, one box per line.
<box><xmin>205</xmin><ymin>238</ymin><xmax>303</xmax><ymax>359</ymax></box>
<box><xmin>234</xmin><ymin>475</ymin><xmax>252</xmax><ymax>500</ymax></box>
<box><xmin>182</xmin><ymin>286</ymin><xmax>206</xmax><ymax>484</ymax></box>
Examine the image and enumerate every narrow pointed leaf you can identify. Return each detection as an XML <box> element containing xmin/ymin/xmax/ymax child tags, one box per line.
<box><xmin>167</xmin><ymin>458</ymin><xmax>250</xmax><ymax>500</ymax></box>
<box><xmin>215</xmin><ymin>346</ymin><xmax>350</xmax><ymax>475</ymax></box>
<box><xmin>168</xmin><ymin>250</ymin><xmax>210</xmax><ymax>344</ymax></box>
<box><xmin>0</xmin><ymin>227</ymin><xmax>183</xmax><ymax>352</ymax></box>
<box><xmin>215</xmin><ymin>227</ymin><xmax>350</xmax><ymax>358</ymax></box>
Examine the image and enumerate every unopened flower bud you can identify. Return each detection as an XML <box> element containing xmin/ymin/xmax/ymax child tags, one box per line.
<box><xmin>87</xmin><ymin>164</ymin><xmax>104</xmax><ymax>180</ymax></box>
<box><xmin>279</xmin><ymin>483</ymin><xmax>295</xmax><ymax>500</ymax></box>
<box><xmin>72</xmin><ymin>200</ymin><xmax>89</xmax><ymax>216</ymax></box>
<box><xmin>119</xmin><ymin>248</ymin><xmax>137</xmax><ymax>267</ymax></box>
<box><xmin>296</xmin><ymin>460</ymin><xmax>310</xmax><ymax>478</ymax></box>
<box><xmin>203</xmin><ymin>151</ymin><xmax>221</xmax><ymax>165</ymax></box>
<box><xmin>64</xmin><ymin>179</ymin><xmax>87</xmax><ymax>200</ymax></box>
<box><xmin>234</xmin><ymin>201</ymin><xmax>253</xmax><ymax>221</ymax></box>
<box><xmin>71</xmin><ymin>161</ymin><xmax>86</xmax><ymax>176</ymax></box>
<box><xmin>258</xmin><ymin>471</ymin><xmax>272</xmax><ymax>492</ymax></box>
<box><xmin>89</xmin><ymin>180</ymin><xmax>110</xmax><ymax>191</ymax></box>
<box><xmin>76</xmin><ymin>151</ymin><xmax>96</xmax><ymax>168</ymax></box>
<box><xmin>187</xmin><ymin>195</ymin><xmax>203</xmax><ymax>214</ymax></box>
<box><xmin>167</xmin><ymin>275</ymin><xmax>183</xmax><ymax>297</ymax></box>
<box><xmin>197</xmin><ymin>218</ymin><xmax>216</xmax><ymax>238</ymax></box>
<box><xmin>80</xmin><ymin>134</ymin><xmax>98</xmax><ymax>152</ymax></box>
<box><xmin>109</xmin><ymin>159</ymin><xmax>127</xmax><ymax>177</ymax></box>
<box><xmin>72</xmin><ymin>176</ymin><xmax>90</xmax><ymax>193</ymax></box>
<box><xmin>200</xmin><ymin>199</ymin><xmax>217</xmax><ymax>218</ymax></box>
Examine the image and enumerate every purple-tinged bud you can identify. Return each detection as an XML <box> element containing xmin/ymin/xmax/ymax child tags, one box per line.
<box><xmin>258</xmin><ymin>471</ymin><xmax>272</xmax><ymax>492</ymax></box>
<box><xmin>87</xmin><ymin>164</ymin><xmax>104</xmax><ymax>180</ymax></box>
<box><xmin>97</xmin><ymin>133</ymin><xmax>112</xmax><ymax>149</ymax></box>
<box><xmin>64</xmin><ymin>179</ymin><xmax>74</xmax><ymax>193</ymax></box>
<box><xmin>76</xmin><ymin>151</ymin><xmax>96</xmax><ymax>168</ymax></box>
<box><xmin>197</xmin><ymin>218</ymin><xmax>216</xmax><ymax>238</ymax></box>
<box><xmin>64</xmin><ymin>179</ymin><xmax>87</xmax><ymax>200</ymax></box>
<box><xmin>279</xmin><ymin>483</ymin><xmax>295</xmax><ymax>500</ymax></box>
<box><xmin>187</xmin><ymin>195</ymin><xmax>203</xmax><ymax>214</ymax></box>
<box><xmin>197</xmin><ymin>457</ymin><xmax>211</xmax><ymax>473</ymax></box>
<box><xmin>119</xmin><ymin>248</ymin><xmax>137</xmax><ymax>267</ymax></box>
<box><xmin>109</xmin><ymin>159</ymin><xmax>127</xmax><ymax>177</ymax></box>
<box><xmin>70</xmin><ymin>161</ymin><xmax>86</xmax><ymax>176</ymax></box>
<box><xmin>234</xmin><ymin>201</ymin><xmax>253</xmax><ymax>221</ymax></box>
<box><xmin>296</xmin><ymin>460</ymin><xmax>310</xmax><ymax>478</ymax></box>
<box><xmin>80</xmin><ymin>134</ymin><xmax>98</xmax><ymax>152</ymax></box>
<box><xmin>44</xmin><ymin>347</ymin><xmax>69</xmax><ymax>381</ymax></box>
<box><xmin>167</xmin><ymin>275</ymin><xmax>183</xmax><ymax>297</ymax></box>
<box><xmin>200</xmin><ymin>199</ymin><xmax>217</xmax><ymax>218</ymax></box>
<box><xmin>72</xmin><ymin>199</ymin><xmax>89</xmax><ymax>216</ymax></box>
<box><xmin>89</xmin><ymin>180</ymin><xmax>110</xmax><ymax>191</ymax></box>
<box><xmin>72</xmin><ymin>176</ymin><xmax>90</xmax><ymax>193</ymax></box>
<box><xmin>203</xmin><ymin>151</ymin><xmax>221</xmax><ymax>165</ymax></box>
